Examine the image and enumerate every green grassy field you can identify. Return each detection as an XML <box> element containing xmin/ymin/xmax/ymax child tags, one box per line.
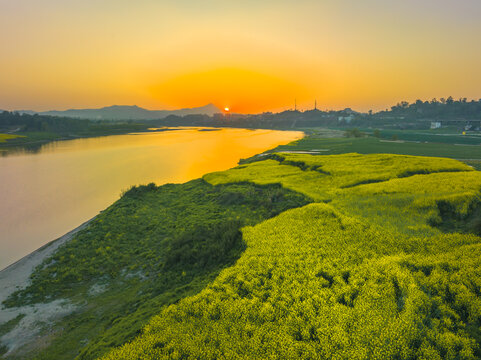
<box><xmin>2</xmin><ymin>135</ymin><xmax>481</xmax><ymax>360</ymax></box>
<box><xmin>270</xmin><ymin>136</ymin><xmax>481</xmax><ymax>161</ymax></box>
<box><xmin>363</xmin><ymin>129</ymin><xmax>481</xmax><ymax>145</ymax></box>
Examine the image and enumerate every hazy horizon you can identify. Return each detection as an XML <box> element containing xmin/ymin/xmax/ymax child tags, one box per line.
<box><xmin>4</xmin><ymin>96</ymin><xmax>481</xmax><ymax>116</ymax></box>
<box><xmin>3</xmin><ymin>103</ymin><xmax>220</xmax><ymax>114</ymax></box>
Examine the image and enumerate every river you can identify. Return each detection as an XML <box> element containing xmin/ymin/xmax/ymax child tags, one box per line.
<box><xmin>0</xmin><ymin>127</ymin><xmax>302</xmax><ymax>269</ymax></box>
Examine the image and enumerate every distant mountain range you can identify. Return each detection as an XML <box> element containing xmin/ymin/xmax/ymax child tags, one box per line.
<box><xmin>17</xmin><ymin>104</ymin><xmax>221</xmax><ymax>120</ymax></box>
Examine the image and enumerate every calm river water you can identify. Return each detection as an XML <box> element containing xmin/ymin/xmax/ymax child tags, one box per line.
<box><xmin>0</xmin><ymin>128</ymin><xmax>302</xmax><ymax>269</ymax></box>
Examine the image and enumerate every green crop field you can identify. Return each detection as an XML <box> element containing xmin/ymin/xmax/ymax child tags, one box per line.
<box><xmin>98</xmin><ymin>153</ymin><xmax>481</xmax><ymax>360</ymax></box>
<box><xmin>3</xmin><ymin>141</ymin><xmax>481</xmax><ymax>359</ymax></box>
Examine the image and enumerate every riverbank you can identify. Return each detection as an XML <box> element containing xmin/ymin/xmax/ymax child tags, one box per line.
<box><xmin>0</xmin><ymin>180</ymin><xmax>311</xmax><ymax>359</ymax></box>
<box><xmin>0</xmin><ymin>218</ymin><xmax>93</xmax><ymax>357</ymax></box>
<box><xmin>0</xmin><ymin>128</ymin><xmax>149</xmax><ymax>154</ymax></box>
<box><xmin>0</xmin><ymin>217</ymin><xmax>94</xmax><ymax>294</ymax></box>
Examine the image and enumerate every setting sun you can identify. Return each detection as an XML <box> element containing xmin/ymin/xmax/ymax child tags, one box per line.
<box><xmin>1</xmin><ymin>1</ymin><xmax>481</xmax><ymax>359</ymax></box>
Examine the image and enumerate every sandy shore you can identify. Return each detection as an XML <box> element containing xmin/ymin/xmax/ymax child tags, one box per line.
<box><xmin>0</xmin><ymin>217</ymin><xmax>94</xmax><ymax>356</ymax></box>
<box><xmin>0</xmin><ymin>217</ymin><xmax>94</xmax><ymax>306</ymax></box>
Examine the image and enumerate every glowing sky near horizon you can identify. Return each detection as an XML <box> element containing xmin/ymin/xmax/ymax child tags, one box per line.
<box><xmin>1</xmin><ymin>0</ymin><xmax>480</xmax><ymax>113</ymax></box>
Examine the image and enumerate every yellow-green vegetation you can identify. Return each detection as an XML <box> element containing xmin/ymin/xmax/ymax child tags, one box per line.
<box><xmin>2</xmin><ymin>181</ymin><xmax>310</xmax><ymax>359</ymax></box>
<box><xmin>206</xmin><ymin>153</ymin><xmax>472</xmax><ymax>201</ymax></box>
<box><xmin>207</xmin><ymin>159</ymin><xmax>330</xmax><ymax>201</ymax></box>
<box><xmin>102</xmin><ymin>153</ymin><xmax>481</xmax><ymax>360</ymax></box>
<box><xmin>0</xmin><ymin>134</ymin><xmax>23</xmax><ymax>142</ymax></box>
<box><xmin>338</xmin><ymin>171</ymin><xmax>481</xmax><ymax>232</ymax></box>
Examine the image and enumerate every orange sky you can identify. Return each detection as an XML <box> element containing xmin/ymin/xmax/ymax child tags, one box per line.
<box><xmin>1</xmin><ymin>0</ymin><xmax>480</xmax><ymax>113</ymax></box>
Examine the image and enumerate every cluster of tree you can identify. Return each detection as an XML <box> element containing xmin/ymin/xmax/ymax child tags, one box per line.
<box><xmin>0</xmin><ymin>111</ymin><xmax>90</xmax><ymax>133</ymax></box>
<box><xmin>146</xmin><ymin>109</ymin><xmax>355</xmax><ymax>130</ymax></box>
<box><xmin>0</xmin><ymin>111</ymin><xmax>147</xmax><ymax>135</ymax></box>
<box><xmin>376</xmin><ymin>97</ymin><xmax>481</xmax><ymax>120</ymax></box>
<box><xmin>344</xmin><ymin>128</ymin><xmax>364</xmax><ymax>138</ymax></box>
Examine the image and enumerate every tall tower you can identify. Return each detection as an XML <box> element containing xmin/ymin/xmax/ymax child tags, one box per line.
<box><xmin>315</xmin><ymin>100</ymin><xmax>317</xmax><ymax>110</ymax></box>
<box><xmin>295</xmin><ymin>99</ymin><xmax>297</xmax><ymax>111</ymax></box>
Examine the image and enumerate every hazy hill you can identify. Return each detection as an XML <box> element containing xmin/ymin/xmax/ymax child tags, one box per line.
<box><xmin>18</xmin><ymin>104</ymin><xmax>221</xmax><ymax>120</ymax></box>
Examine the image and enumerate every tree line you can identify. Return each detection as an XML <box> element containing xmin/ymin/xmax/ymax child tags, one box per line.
<box><xmin>376</xmin><ymin>97</ymin><xmax>481</xmax><ymax>119</ymax></box>
<box><xmin>0</xmin><ymin>111</ymin><xmax>147</xmax><ymax>136</ymax></box>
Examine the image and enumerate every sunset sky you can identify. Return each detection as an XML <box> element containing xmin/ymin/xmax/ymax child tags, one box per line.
<box><xmin>1</xmin><ymin>0</ymin><xmax>480</xmax><ymax>113</ymax></box>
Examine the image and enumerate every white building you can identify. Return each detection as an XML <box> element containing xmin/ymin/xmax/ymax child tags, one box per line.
<box><xmin>338</xmin><ymin>115</ymin><xmax>354</xmax><ymax>124</ymax></box>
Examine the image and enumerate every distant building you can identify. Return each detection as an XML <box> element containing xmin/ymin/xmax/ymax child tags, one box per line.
<box><xmin>430</xmin><ymin>121</ymin><xmax>441</xmax><ymax>129</ymax></box>
<box><xmin>338</xmin><ymin>115</ymin><xmax>354</xmax><ymax>124</ymax></box>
